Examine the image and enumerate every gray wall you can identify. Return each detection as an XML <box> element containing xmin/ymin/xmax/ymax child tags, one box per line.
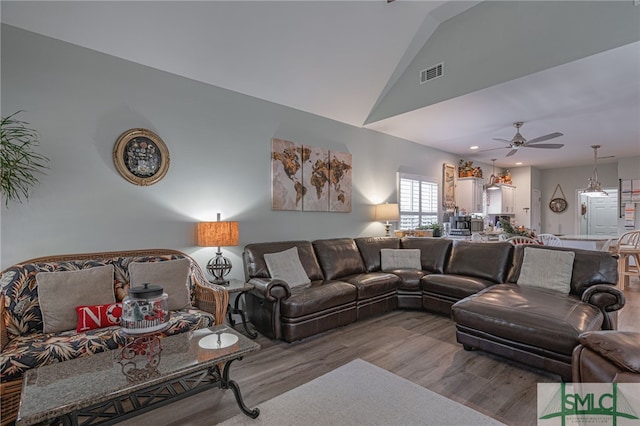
<box><xmin>1</xmin><ymin>25</ymin><xmax>465</xmax><ymax>274</ymax></box>
<box><xmin>617</xmin><ymin>156</ymin><xmax>640</xmax><ymax>229</ymax></box>
<box><xmin>541</xmin><ymin>158</ymin><xmax>640</xmax><ymax>235</ymax></box>
<box><xmin>368</xmin><ymin>1</ymin><xmax>640</xmax><ymax>122</ymax></box>
<box><xmin>3</xmin><ymin>25</ymin><xmax>637</xmax><ymax>274</ymax></box>
<box><xmin>510</xmin><ymin>167</ymin><xmax>532</xmax><ymax>228</ymax></box>
<box><xmin>541</xmin><ymin>162</ymin><xmax>619</xmax><ymax>235</ymax></box>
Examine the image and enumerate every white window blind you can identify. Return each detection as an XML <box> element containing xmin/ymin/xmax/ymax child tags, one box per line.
<box><xmin>398</xmin><ymin>173</ymin><xmax>438</xmax><ymax>230</ymax></box>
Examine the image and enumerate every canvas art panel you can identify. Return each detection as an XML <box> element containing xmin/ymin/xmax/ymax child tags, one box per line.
<box><xmin>302</xmin><ymin>145</ymin><xmax>330</xmax><ymax>212</ymax></box>
<box><xmin>271</xmin><ymin>138</ymin><xmax>352</xmax><ymax>212</ymax></box>
<box><xmin>271</xmin><ymin>138</ymin><xmax>303</xmax><ymax>211</ymax></box>
<box><xmin>329</xmin><ymin>150</ymin><xmax>352</xmax><ymax>213</ymax></box>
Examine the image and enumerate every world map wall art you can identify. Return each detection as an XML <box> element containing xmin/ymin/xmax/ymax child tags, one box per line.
<box><xmin>271</xmin><ymin>138</ymin><xmax>352</xmax><ymax>212</ymax></box>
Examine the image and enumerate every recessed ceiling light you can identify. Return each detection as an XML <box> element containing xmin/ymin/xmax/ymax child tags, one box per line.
<box><xmin>515</xmin><ymin>162</ymin><xmax>523</xmax><ymax>165</ymax></box>
<box><xmin>470</xmin><ymin>146</ymin><xmax>479</xmax><ymax>150</ymax></box>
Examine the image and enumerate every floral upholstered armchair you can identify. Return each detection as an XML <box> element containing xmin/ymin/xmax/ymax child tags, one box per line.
<box><xmin>0</xmin><ymin>249</ymin><xmax>228</xmax><ymax>425</ymax></box>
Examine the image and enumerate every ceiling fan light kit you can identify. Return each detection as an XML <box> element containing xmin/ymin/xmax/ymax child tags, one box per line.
<box><xmin>580</xmin><ymin>145</ymin><xmax>609</xmax><ymax>197</ymax></box>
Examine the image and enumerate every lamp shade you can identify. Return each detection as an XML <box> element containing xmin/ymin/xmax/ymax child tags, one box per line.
<box><xmin>197</xmin><ymin>221</ymin><xmax>239</xmax><ymax>247</ymax></box>
<box><xmin>374</xmin><ymin>203</ymin><xmax>399</xmax><ymax>222</ymax></box>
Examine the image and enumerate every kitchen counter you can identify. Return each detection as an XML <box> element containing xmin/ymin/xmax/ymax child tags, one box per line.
<box><xmin>558</xmin><ymin>234</ymin><xmax>615</xmax><ymax>250</ymax></box>
<box><xmin>558</xmin><ymin>234</ymin><xmax>615</xmax><ymax>241</ymax></box>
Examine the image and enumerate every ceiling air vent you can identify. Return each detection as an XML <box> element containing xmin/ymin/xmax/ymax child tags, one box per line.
<box><xmin>420</xmin><ymin>63</ymin><xmax>443</xmax><ymax>84</ymax></box>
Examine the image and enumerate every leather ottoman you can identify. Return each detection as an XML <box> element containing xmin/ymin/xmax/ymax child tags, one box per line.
<box><xmin>452</xmin><ymin>284</ymin><xmax>605</xmax><ymax>381</ymax></box>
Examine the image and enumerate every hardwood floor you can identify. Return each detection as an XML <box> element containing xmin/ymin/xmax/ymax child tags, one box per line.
<box><xmin>619</xmin><ymin>277</ymin><xmax>640</xmax><ymax>331</ymax></box>
<box><xmin>125</xmin><ymin>280</ymin><xmax>639</xmax><ymax>426</ymax></box>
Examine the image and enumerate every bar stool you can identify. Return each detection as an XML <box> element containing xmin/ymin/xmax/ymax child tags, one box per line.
<box><xmin>613</xmin><ymin>230</ymin><xmax>640</xmax><ymax>289</ymax></box>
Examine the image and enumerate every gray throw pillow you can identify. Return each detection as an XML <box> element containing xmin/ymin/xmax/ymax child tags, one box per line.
<box><xmin>37</xmin><ymin>265</ymin><xmax>115</xmax><ymax>333</ymax></box>
<box><xmin>129</xmin><ymin>258</ymin><xmax>191</xmax><ymax>311</ymax></box>
<box><xmin>264</xmin><ymin>247</ymin><xmax>311</xmax><ymax>287</ymax></box>
<box><xmin>380</xmin><ymin>249</ymin><xmax>421</xmax><ymax>271</ymax></box>
<box><xmin>517</xmin><ymin>247</ymin><xmax>575</xmax><ymax>294</ymax></box>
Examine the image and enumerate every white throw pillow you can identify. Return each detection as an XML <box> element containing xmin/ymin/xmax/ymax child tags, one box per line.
<box><xmin>37</xmin><ymin>265</ymin><xmax>115</xmax><ymax>333</ymax></box>
<box><xmin>129</xmin><ymin>258</ymin><xmax>191</xmax><ymax>311</ymax></box>
<box><xmin>380</xmin><ymin>249</ymin><xmax>421</xmax><ymax>271</ymax></box>
<box><xmin>517</xmin><ymin>247</ymin><xmax>575</xmax><ymax>294</ymax></box>
<box><xmin>264</xmin><ymin>247</ymin><xmax>311</xmax><ymax>288</ymax></box>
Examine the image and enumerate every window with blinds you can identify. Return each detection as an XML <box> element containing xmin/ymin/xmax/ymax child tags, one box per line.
<box><xmin>398</xmin><ymin>173</ymin><xmax>439</xmax><ymax>230</ymax></box>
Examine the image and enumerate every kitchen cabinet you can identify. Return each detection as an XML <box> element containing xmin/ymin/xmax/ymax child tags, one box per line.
<box><xmin>456</xmin><ymin>177</ymin><xmax>484</xmax><ymax>214</ymax></box>
<box><xmin>486</xmin><ymin>184</ymin><xmax>516</xmax><ymax>215</ymax></box>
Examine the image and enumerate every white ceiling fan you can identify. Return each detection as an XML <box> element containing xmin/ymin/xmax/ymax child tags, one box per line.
<box><xmin>483</xmin><ymin>122</ymin><xmax>564</xmax><ymax>157</ymax></box>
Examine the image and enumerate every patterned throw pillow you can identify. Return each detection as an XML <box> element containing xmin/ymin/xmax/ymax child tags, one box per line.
<box><xmin>75</xmin><ymin>303</ymin><xmax>122</xmax><ymax>332</ymax></box>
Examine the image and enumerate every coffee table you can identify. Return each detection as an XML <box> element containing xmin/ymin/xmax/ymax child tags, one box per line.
<box><xmin>16</xmin><ymin>325</ymin><xmax>260</xmax><ymax>425</ymax></box>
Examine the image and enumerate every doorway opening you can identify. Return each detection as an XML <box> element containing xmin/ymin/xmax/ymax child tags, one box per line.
<box><xmin>577</xmin><ymin>188</ymin><xmax>618</xmax><ymax>236</ymax></box>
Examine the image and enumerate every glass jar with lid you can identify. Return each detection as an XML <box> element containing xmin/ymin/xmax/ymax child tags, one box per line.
<box><xmin>121</xmin><ymin>283</ymin><xmax>169</xmax><ymax>334</ymax></box>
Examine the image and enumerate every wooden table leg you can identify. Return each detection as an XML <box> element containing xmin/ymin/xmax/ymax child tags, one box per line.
<box><xmin>618</xmin><ymin>253</ymin><xmax>629</xmax><ymax>290</ymax></box>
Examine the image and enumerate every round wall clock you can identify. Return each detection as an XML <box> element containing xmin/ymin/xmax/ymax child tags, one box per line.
<box><xmin>113</xmin><ymin>128</ymin><xmax>169</xmax><ymax>186</ymax></box>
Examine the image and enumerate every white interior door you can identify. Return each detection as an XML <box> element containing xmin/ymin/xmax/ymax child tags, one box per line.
<box><xmin>585</xmin><ymin>188</ymin><xmax>618</xmax><ymax>236</ymax></box>
<box><xmin>531</xmin><ymin>189</ymin><xmax>541</xmax><ymax>232</ymax></box>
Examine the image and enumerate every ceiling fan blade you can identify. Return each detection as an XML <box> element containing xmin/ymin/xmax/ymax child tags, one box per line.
<box><xmin>526</xmin><ymin>132</ymin><xmax>563</xmax><ymax>144</ymax></box>
<box><xmin>476</xmin><ymin>146</ymin><xmax>510</xmax><ymax>153</ymax></box>
<box><xmin>492</xmin><ymin>138</ymin><xmax>512</xmax><ymax>144</ymax></box>
<box><xmin>525</xmin><ymin>143</ymin><xmax>564</xmax><ymax>149</ymax></box>
<box><xmin>506</xmin><ymin>149</ymin><xmax>518</xmax><ymax>157</ymax></box>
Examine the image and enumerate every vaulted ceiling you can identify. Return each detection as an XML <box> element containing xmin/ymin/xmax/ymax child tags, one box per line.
<box><xmin>2</xmin><ymin>1</ymin><xmax>639</xmax><ymax>169</ymax></box>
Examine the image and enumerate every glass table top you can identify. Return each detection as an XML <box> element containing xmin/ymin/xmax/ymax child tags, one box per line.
<box><xmin>17</xmin><ymin>325</ymin><xmax>260</xmax><ymax>425</ymax></box>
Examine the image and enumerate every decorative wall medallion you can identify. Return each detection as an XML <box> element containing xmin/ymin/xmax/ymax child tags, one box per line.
<box><xmin>549</xmin><ymin>184</ymin><xmax>568</xmax><ymax>213</ymax></box>
<box><xmin>113</xmin><ymin>128</ymin><xmax>169</xmax><ymax>186</ymax></box>
<box><xmin>549</xmin><ymin>198</ymin><xmax>568</xmax><ymax>213</ymax></box>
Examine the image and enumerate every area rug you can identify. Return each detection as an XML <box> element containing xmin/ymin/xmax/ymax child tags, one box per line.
<box><xmin>220</xmin><ymin>358</ymin><xmax>505</xmax><ymax>426</ymax></box>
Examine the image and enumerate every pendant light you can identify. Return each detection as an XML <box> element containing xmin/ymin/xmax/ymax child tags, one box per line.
<box><xmin>580</xmin><ymin>145</ymin><xmax>608</xmax><ymax>197</ymax></box>
<box><xmin>485</xmin><ymin>159</ymin><xmax>500</xmax><ymax>191</ymax></box>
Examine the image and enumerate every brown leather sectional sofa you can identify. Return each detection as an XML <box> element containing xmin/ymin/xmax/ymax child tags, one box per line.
<box><xmin>242</xmin><ymin>237</ymin><xmax>625</xmax><ymax>380</ymax></box>
<box><xmin>572</xmin><ymin>331</ymin><xmax>640</xmax><ymax>382</ymax></box>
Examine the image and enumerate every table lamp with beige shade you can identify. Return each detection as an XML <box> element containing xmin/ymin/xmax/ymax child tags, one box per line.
<box><xmin>374</xmin><ymin>203</ymin><xmax>399</xmax><ymax>237</ymax></box>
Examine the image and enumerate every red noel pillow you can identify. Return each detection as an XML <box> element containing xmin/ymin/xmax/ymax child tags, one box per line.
<box><xmin>75</xmin><ymin>303</ymin><xmax>122</xmax><ymax>332</ymax></box>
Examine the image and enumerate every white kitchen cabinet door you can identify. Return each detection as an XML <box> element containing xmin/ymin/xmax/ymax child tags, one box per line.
<box><xmin>457</xmin><ymin>178</ymin><xmax>484</xmax><ymax>214</ymax></box>
<box><xmin>486</xmin><ymin>184</ymin><xmax>516</xmax><ymax>215</ymax></box>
